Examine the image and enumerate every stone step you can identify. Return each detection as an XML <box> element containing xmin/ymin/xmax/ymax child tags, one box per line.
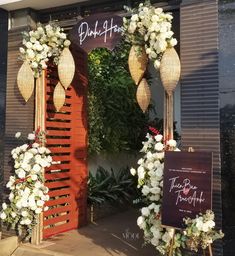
<box><xmin>0</xmin><ymin>236</ymin><xmax>19</xmax><ymax>256</ymax></box>
<box><xmin>12</xmin><ymin>244</ymin><xmax>72</xmax><ymax>256</ymax></box>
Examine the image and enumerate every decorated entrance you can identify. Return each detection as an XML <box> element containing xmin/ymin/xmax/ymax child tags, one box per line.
<box><xmin>0</xmin><ymin>1</ymin><xmax>224</xmax><ymax>255</ymax></box>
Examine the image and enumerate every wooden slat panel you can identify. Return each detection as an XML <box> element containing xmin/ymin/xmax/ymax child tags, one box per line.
<box><xmin>45</xmin><ymin>196</ymin><xmax>72</xmax><ymax>207</ymax></box>
<box><xmin>45</xmin><ymin>172</ymin><xmax>71</xmax><ymax>180</ymax></box>
<box><xmin>180</xmin><ymin>1</ymin><xmax>222</xmax><ymax>255</ymax></box>
<box><xmin>46</xmin><ymin>180</ymin><xmax>71</xmax><ymax>189</ymax></box>
<box><xmin>48</xmin><ymin>188</ymin><xmax>71</xmax><ymax>198</ymax></box>
<box><xmin>44</xmin><ymin>212</ymin><xmax>76</xmax><ymax>226</ymax></box>
<box><xmin>44</xmin><ymin>205</ymin><xmax>74</xmax><ymax>217</ymax></box>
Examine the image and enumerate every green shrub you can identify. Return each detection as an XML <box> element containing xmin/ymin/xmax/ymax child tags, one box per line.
<box><xmin>87</xmin><ymin>166</ymin><xmax>139</xmax><ymax>206</ymax></box>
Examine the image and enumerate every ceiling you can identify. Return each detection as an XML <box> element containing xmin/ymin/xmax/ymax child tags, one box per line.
<box><xmin>0</xmin><ymin>0</ymin><xmax>89</xmax><ymax>11</ymax></box>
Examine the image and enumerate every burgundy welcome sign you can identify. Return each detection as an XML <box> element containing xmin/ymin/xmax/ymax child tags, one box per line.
<box><xmin>162</xmin><ymin>151</ymin><xmax>213</xmax><ymax>229</ymax></box>
<box><xmin>69</xmin><ymin>13</ymin><xmax>123</xmax><ymax>53</ymax></box>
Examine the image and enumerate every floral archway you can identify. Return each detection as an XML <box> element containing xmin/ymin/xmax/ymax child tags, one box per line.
<box><xmin>0</xmin><ymin>1</ymin><xmax>223</xmax><ymax>255</ymax></box>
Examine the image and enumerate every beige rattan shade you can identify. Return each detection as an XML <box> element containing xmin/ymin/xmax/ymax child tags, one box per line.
<box><xmin>136</xmin><ymin>78</ymin><xmax>151</xmax><ymax>113</ymax></box>
<box><xmin>58</xmin><ymin>48</ymin><xmax>75</xmax><ymax>89</ymax></box>
<box><xmin>17</xmin><ymin>61</ymin><xmax>35</xmax><ymax>102</ymax></box>
<box><xmin>128</xmin><ymin>45</ymin><xmax>148</xmax><ymax>85</ymax></box>
<box><xmin>53</xmin><ymin>82</ymin><xmax>66</xmax><ymax>111</ymax></box>
<box><xmin>160</xmin><ymin>47</ymin><xmax>181</xmax><ymax>95</ymax></box>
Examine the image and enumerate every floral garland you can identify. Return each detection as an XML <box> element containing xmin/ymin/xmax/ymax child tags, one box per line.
<box><xmin>19</xmin><ymin>22</ymin><xmax>71</xmax><ymax>77</ymax></box>
<box><xmin>123</xmin><ymin>1</ymin><xmax>177</xmax><ymax>69</ymax></box>
<box><xmin>131</xmin><ymin>129</ymin><xmax>224</xmax><ymax>255</ymax></box>
<box><xmin>0</xmin><ymin>131</ymin><xmax>52</xmax><ymax>237</ymax></box>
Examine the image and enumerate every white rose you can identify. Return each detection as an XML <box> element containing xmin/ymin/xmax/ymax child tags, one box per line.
<box><xmin>167</xmin><ymin>139</ymin><xmax>177</xmax><ymax>148</ymax></box>
<box><xmin>24</xmin><ymin>218</ymin><xmax>32</xmax><ymax>225</ymax></box>
<box><xmin>141</xmin><ymin>207</ymin><xmax>150</xmax><ymax>216</ymax></box>
<box><xmin>26</xmin><ymin>42</ymin><xmax>33</xmax><ymax>49</ymax></box>
<box><xmin>154</xmin><ymin>59</ymin><xmax>161</xmax><ymax>69</ymax></box>
<box><xmin>9</xmin><ymin>192</ymin><xmax>14</xmax><ymax>201</ymax></box>
<box><xmin>31</xmin><ymin>174</ymin><xmax>38</xmax><ymax>181</ymax></box>
<box><xmin>15</xmin><ymin>132</ymin><xmax>21</xmax><ymax>138</ymax></box>
<box><xmin>35</xmin><ymin>208</ymin><xmax>42</xmax><ymax>214</ymax></box>
<box><xmin>26</xmin><ymin>49</ymin><xmax>35</xmax><ymax>59</ymax></box>
<box><xmin>137</xmin><ymin>166</ymin><xmax>145</xmax><ymax>179</ymax></box>
<box><xmin>64</xmin><ymin>40</ymin><xmax>71</xmax><ymax>47</ymax></box>
<box><xmin>155</xmin><ymin>8</ymin><xmax>163</xmax><ymax>15</ymax></box>
<box><xmin>37</xmin><ymin>200</ymin><xmax>44</xmax><ymax>207</ymax></box>
<box><xmin>32</xmin><ymin>164</ymin><xmax>41</xmax><ymax>173</ymax></box>
<box><xmin>11</xmin><ymin>212</ymin><xmax>16</xmax><ymax>218</ymax></box>
<box><xmin>130</xmin><ymin>168</ymin><xmax>136</xmax><ymax>176</ymax></box>
<box><xmin>32</xmin><ymin>143</ymin><xmax>39</xmax><ymax>148</ymax></box>
<box><xmin>31</xmin><ymin>62</ymin><xmax>38</xmax><ymax>69</ymax></box>
<box><xmin>21</xmin><ymin>211</ymin><xmax>28</xmax><ymax>217</ymax></box>
<box><xmin>169</xmin><ymin>38</ymin><xmax>177</xmax><ymax>47</ymax></box>
<box><xmin>19</xmin><ymin>47</ymin><xmax>25</xmax><ymax>54</ymax></box>
<box><xmin>18</xmin><ymin>169</ymin><xmax>26</xmax><ymax>179</ymax></box>
<box><xmin>137</xmin><ymin>216</ymin><xmax>145</xmax><ymax>228</ymax></box>
<box><xmin>154</xmin><ymin>134</ymin><xmax>163</xmax><ymax>142</ymax></box>
<box><xmin>155</xmin><ymin>142</ymin><xmax>164</xmax><ymax>151</ymax></box>
<box><xmin>142</xmin><ymin>185</ymin><xmax>150</xmax><ymax>196</ymax></box>
<box><xmin>151</xmin><ymin>237</ymin><xmax>160</xmax><ymax>246</ymax></box>
<box><xmin>36</xmin><ymin>44</ymin><xmax>43</xmax><ymax>51</ymax></box>
<box><xmin>0</xmin><ymin>212</ymin><xmax>7</xmax><ymax>220</ymax></box>
<box><xmin>44</xmin><ymin>206</ymin><xmax>49</xmax><ymax>211</ymax></box>
<box><xmin>16</xmin><ymin>201</ymin><xmax>22</xmax><ymax>209</ymax></box>
<box><xmin>131</xmin><ymin>14</ymin><xmax>139</xmax><ymax>21</ymax></box>
<box><xmin>2</xmin><ymin>203</ymin><xmax>7</xmax><ymax>210</ymax></box>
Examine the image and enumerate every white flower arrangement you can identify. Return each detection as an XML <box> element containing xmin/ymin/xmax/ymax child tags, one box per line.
<box><xmin>183</xmin><ymin>210</ymin><xmax>224</xmax><ymax>252</ymax></box>
<box><xmin>123</xmin><ymin>1</ymin><xmax>177</xmax><ymax>69</ymax></box>
<box><xmin>20</xmin><ymin>22</ymin><xmax>71</xmax><ymax>77</ymax></box>
<box><xmin>0</xmin><ymin>131</ymin><xmax>52</xmax><ymax>237</ymax></box>
<box><xmin>130</xmin><ymin>129</ymin><xmax>181</xmax><ymax>254</ymax></box>
<box><xmin>131</xmin><ymin>129</ymin><xmax>224</xmax><ymax>255</ymax></box>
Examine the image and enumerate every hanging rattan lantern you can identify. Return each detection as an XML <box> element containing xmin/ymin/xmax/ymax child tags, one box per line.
<box><xmin>53</xmin><ymin>82</ymin><xmax>66</xmax><ymax>111</ymax></box>
<box><xmin>17</xmin><ymin>61</ymin><xmax>35</xmax><ymax>102</ymax></box>
<box><xmin>58</xmin><ymin>48</ymin><xmax>75</xmax><ymax>89</ymax></box>
<box><xmin>136</xmin><ymin>78</ymin><xmax>151</xmax><ymax>113</ymax></box>
<box><xmin>160</xmin><ymin>47</ymin><xmax>181</xmax><ymax>95</ymax></box>
<box><xmin>128</xmin><ymin>45</ymin><xmax>148</xmax><ymax>85</ymax></box>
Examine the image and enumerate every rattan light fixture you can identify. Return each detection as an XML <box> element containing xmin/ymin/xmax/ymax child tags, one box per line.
<box><xmin>17</xmin><ymin>61</ymin><xmax>35</xmax><ymax>102</ymax></box>
<box><xmin>128</xmin><ymin>45</ymin><xmax>148</xmax><ymax>85</ymax></box>
<box><xmin>53</xmin><ymin>82</ymin><xmax>66</xmax><ymax>111</ymax></box>
<box><xmin>136</xmin><ymin>78</ymin><xmax>151</xmax><ymax>113</ymax></box>
<box><xmin>58</xmin><ymin>48</ymin><xmax>75</xmax><ymax>89</ymax></box>
<box><xmin>160</xmin><ymin>47</ymin><xmax>181</xmax><ymax>95</ymax></box>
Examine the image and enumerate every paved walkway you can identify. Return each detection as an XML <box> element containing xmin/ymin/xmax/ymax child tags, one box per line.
<box><xmin>45</xmin><ymin>208</ymin><xmax>156</xmax><ymax>256</ymax></box>
<box><xmin>14</xmin><ymin>208</ymin><xmax>156</xmax><ymax>256</ymax></box>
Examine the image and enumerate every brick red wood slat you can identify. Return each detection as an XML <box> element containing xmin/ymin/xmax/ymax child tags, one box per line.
<box><xmin>43</xmin><ymin>46</ymin><xmax>88</xmax><ymax>238</ymax></box>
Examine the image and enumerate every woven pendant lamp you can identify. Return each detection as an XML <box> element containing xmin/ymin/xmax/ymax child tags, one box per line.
<box><xmin>160</xmin><ymin>47</ymin><xmax>181</xmax><ymax>95</ymax></box>
<box><xmin>17</xmin><ymin>61</ymin><xmax>35</xmax><ymax>102</ymax></box>
<box><xmin>53</xmin><ymin>82</ymin><xmax>66</xmax><ymax>111</ymax></box>
<box><xmin>136</xmin><ymin>78</ymin><xmax>151</xmax><ymax>113</ymax></box>
<box><xmin>128</xmin><ymin>45</ymin><xmax>148</xmax><ymax>85</ymax></box>
<box><xmin>58</xmin><ymin>48</ymin><xmax>75</xmax><ymax>89</ymax></box>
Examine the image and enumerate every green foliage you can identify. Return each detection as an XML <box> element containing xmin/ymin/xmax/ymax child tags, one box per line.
<box><xmin>87</xmin><ymin>166</ymin><xmax>138</xmax><ymax>206</ymax></box>
<box><xmin>88</xmin><ymin>42</ymin><xmax>148</xmax><ymax>154</ymax></box>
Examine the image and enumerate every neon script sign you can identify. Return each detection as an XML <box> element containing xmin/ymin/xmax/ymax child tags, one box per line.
<box><xmin>70</xmin><ymin>14</ymin><xmax>123</xmax><ymax>53</ymax></box>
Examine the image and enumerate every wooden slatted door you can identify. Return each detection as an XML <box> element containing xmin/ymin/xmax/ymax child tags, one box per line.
<box><xmin>43</xmin><ymin>52</ymin><xmax>88</xmax><ymax>238</ymax></box>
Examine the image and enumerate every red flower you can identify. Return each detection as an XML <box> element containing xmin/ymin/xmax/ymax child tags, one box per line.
<box><xmin>149</xmin><ymin>126</ymin><xmax>160</xmax><ymax>135</ymax></box>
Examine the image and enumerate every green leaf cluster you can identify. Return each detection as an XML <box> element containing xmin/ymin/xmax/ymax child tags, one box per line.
<box><xmin>88</xmin><ymin>166</ymin><xmax>138</xmax><ymax>206</ymax></box>
<box><xmin>88</xmin><ymin>42</ymin><xmax>148</xmax><ymax>154</ymax></box>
